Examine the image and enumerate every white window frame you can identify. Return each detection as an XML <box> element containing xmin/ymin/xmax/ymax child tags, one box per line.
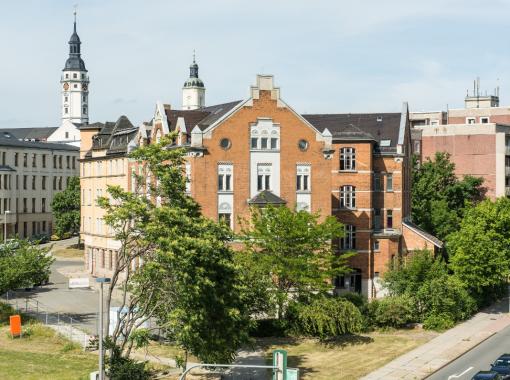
<box><xmin>480</xmin><ymin>116</ymin><xmax>490</xmax><ymax>124</ymax></box>
<box><xmin>340</xmin><ymin>147</ymin><xmax>356</xmax><ymax>171</ymax></box>
<box><xmin>340</xmin><ymin>185</ymin><xmax>356</xmax><ymax>209</ymax></box>
<box><xmin>218</xmin><ymin>164</ymin><xmax>233</xmax><ymax>192</ymax></box>
<box><xmin>257</xmin><ymin>164</ymin><xmax>272</xmax><ymax>191</ymax></box>
<box><xmin>296</xmin><ymin>165</ymin><xmax>311</xmax><ymax>192</ymax></box>
<box><xmin>466</xmin><ymin>117</ymin><xmax>476</xmax><ymax>124</ymax></box>
<box><xmin>386</xmin><ymin>173</ymin><xmax>393</xmax><ymax>192</ymax></box>
<box><xmin>341</xmin><ymin>224</ymin><xmax>356</xmax><ymax>250</ymax></box>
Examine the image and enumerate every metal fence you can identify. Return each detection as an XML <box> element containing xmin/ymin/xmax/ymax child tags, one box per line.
<box><xmin>1</xmin><ymin>290</ymin><xmax>95</xmax><ymax>349</ymax></box>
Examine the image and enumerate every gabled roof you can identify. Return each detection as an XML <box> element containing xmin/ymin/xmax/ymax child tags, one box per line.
<box><xmin>403</xmin><ymin>220</ymin><xmax>443</xmax><ymax>248</ymax></box>
<box><xmin>302</xmin><ymin>113</ymin><xmax>402</xmax><ymax>148</ymax></box>
<box><xmin>87</xmin><ymin>116</ymin><xmax>137</xmax><ymax>157</ymax></box>
<box><xmin>248</xmin><ymin>190</ymin><xmax>287</xmax><ymax>206</ymax></box>
<box><xmin>165</xmin><ymin>101</ymin><xmax>243</xmax><ymax>134</ymax></box>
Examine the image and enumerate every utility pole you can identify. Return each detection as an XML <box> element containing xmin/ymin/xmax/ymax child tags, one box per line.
<box><xmin>96</xmin><ymin>277</ymin><xmax>111</xmax><ymax>380</ymax></box>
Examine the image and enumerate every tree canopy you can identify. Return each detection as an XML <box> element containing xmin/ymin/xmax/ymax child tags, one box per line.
<box><xmin>99</xmin><ymin>134</ymin><xmax>250</xmax><ymax>372</ymax></box>
<box><xmin>0</xmin><ymin>239</ymin><xmax>53</xmax><ymax>294</ymax></box>
<box><xmin>239</xmin><ymin>205</ymin><xmax>353</xmax><ymax>318</ymax></box>
<box><xmin>448</xmin><ymin>197</ymin><xmax>510</xmax><ymax>303</ymax></box>
<box><xmin>411</xmin><ymin>152</ymin><xmax>484</xmax><ymax>241</ymax></box>
<box><xmin>51</xmin><ymin>176</ymin><xmax>80</xmax><ymax>237</ymax></box>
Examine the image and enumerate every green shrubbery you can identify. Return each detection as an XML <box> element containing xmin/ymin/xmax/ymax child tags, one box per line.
<box><xmin>368</xmin><ymin>296</ymin><xmax>414</xmax><ymax>329</ymax></box>
<box><xmin>296</xmin><ymin>296</ymin><xmax>363</xmax><ymax>339</ymax></box>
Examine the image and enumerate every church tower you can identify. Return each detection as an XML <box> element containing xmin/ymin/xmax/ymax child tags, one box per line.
<box><xmin>61</xmin><ymin>11</ymin><xmax>89</xmax><ymax>124</ymax></box>
<box><xmin>182</xmin><ymin>53</ymin><xmax>205</xmax><ymax>110</ymax></box>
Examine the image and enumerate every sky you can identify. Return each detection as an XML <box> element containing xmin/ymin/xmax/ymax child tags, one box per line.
<box><xmin>1</xmin><ymin>0</ymin><xmax>510</xmax><ymax>128</ymax></box>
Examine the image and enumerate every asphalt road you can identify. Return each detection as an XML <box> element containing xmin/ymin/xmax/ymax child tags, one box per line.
<box><xmin>427</xmin><ymin>323</ymin><xmax>510</xmax><ymax>380</ymax></box>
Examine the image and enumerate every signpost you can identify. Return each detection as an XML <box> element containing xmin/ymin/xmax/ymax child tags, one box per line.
<box><xmin>273</xmin><ymin>349</ymin><xmax>287</xmax><ymax>380</ymax></box>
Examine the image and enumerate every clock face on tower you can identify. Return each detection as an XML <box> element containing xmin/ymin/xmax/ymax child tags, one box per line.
<box><xmin>82</xmin><ymin>84</ymin><xmax>88</xmax><ymax>91</ymax></box>
<box><xmin>63</xmin><ymin>82</ymin><xmax>69</xmax><ymax>91</ymax></box>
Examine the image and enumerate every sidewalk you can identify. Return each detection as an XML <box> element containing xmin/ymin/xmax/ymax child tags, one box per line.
<box><xmin>361</xmin><ymin>296</ymin><xmax>510</xmax><ymax>380</ymax></box>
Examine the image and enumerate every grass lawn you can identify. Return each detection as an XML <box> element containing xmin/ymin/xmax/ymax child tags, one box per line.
<box><xmin>0</xmin><ymin>323</ymin><xmax>97</xmax><ymax>380</ymax></box>
<box><xmin>52</xmin><ymin>244</ymin><xmax>84</xmax><ymax>259</ymax></box>
<box><xmin>261</xmin><ymin>329</ymin><xmax>438</xmax><ymax>380</ymax></box>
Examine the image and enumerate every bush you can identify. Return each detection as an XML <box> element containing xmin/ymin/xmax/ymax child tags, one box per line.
<box><xmin>338</xmin><ymin>292</ymin><xmax>368</xmax><ymax>311</ymax></box>
<box><xmin>296</xmin><ymin>296</ymin><xmax>363</xmax><ymax>339</ymax></box>
<box><xmin>105</xmin><ymin>338</ymin><xmax>151</xmax><ymax>380</ymax></box>
<box><xmin>250</xmin><ymin>318</ymin><xmax>289</xmax><ymax>337</ymax></box>
<box><xmin>369</xmin><ymin>296</ymin><xmax>414</xmax><ymax>328</ymax></box>
<box><xmin>423</xmin><ymin>313</ymin><xmax>454</xmax><ymax>331</ymax></box>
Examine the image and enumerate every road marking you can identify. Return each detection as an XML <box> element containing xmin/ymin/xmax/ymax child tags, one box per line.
<box><xmin>448</xmin><ymin>367</ymin><xmax>473</xmax><ymax>380</ymax></box>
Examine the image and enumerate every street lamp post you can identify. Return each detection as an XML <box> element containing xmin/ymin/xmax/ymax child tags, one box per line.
<box><xmin>96</xmin><ymin>277</ymin><xmax>111</xmax><ymax>380</ymax></box>
<box><xmin>4</xmin><ymin>210</ymin><xmax>11</xmax><ymax>244</ymax></box>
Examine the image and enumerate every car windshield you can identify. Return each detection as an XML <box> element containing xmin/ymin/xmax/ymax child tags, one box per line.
<box><xmin>495</xmin><ymin>358</ymin><xmax>510</xmax><ymax>366</ymax></box>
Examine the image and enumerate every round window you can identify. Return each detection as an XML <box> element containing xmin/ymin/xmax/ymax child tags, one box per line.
<box><xmin>298</xmin><ymin>139</ymin><xmax>309</xmax><ymax>151</ymax></box>
<box><xmin>220</xmin><ymin>138</ymin><xmax>231</xmax><ymax>150</ymax></box>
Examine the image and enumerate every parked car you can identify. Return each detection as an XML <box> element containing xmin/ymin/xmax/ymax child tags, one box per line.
<box><xmin>491</xmin><ymin>354</ymin><xmax>510</xmax><ymax>379</ymax></box>
<box><xmin>472</xmin><ymin>371</ymin><xmax>503</xmax><ymax>380</ymax></box>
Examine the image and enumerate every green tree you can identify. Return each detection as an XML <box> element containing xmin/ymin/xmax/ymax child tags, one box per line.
<box><xmin>51</xmin><ymin>176</ymin><xmax>80</xmax><ymax>237</ymax></box>
<box><xmin>448</xmin><ymin>198</ymin><xmax>510</xmax><ymax>303</ymax></box>
<box><xmin>0</xmin><ymin>239</ymin><xmax>54</xmax><ymax>294</ymax></box>
<box><xmin>100</xmin><ymin>134</ymin><xmax>250</xmax><ymax>372</ymax></box>
<box><xmin>412</xmin><ymin>152</ymin><xmax>484</xmax><ymax>240</ymax></box>
<box><xmin>240</xmin><ymin>205</ymin><xmax>353</xmax><ymax>319</ymax></box>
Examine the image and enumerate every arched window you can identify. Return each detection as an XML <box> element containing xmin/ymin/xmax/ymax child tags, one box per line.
<box><xmin>340</xmin><ymin>185</ymin><xmax>356</xmax><ymax>208</ymax></box>
<box><xmin>341</xmin><ymin>225</ymin><xmax>356</xmax><ymax>250</ymax></box>
<box><xmin>340</xmin><ymin>147</ymin><xmax>356</xmax><ymax>171</ymax></box>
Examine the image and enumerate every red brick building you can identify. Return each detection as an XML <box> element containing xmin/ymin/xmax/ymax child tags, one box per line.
<box><xmin>141</xmin><ymin>74</ymin><xmax>441</xmax><ymax>298</ymax></box>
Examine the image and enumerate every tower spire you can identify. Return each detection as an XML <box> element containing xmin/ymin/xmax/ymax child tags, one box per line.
<box><xmin>73</xmin><ymin>5</ymin><xmax>77</xmax><ymax>33</ymax></box>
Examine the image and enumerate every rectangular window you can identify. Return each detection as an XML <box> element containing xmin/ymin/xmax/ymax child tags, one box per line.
<box><xmin>42</xmin><ymin>198</ymin><xmax>46</xmax><ymax>213</ymax></box>
<box><xmin>32</xmin><ymin>154</ymin><xmax>36</xmax><ymax>168</ymax></box>
<box><xmin>185</xmin><ymin>162</ymin><xmax>191</xmax><ymax>193</ymax></box>
<box><xmin>14</xmin><ymin>153</ymin><xmax>18</xmax><ymax>166</ymax></box>
<box><xmin>53</xmin><ymin>155</ymin><xmax>57</xmax><ymax>169</ymax></box>
<box><xmin>386</xmin><ymin>173</ymin><xmax>393</xmax><ymax>192</ymax></box>
<box><xmin>32</xmin><ymin>198</ymin><xmax>36</xmax><ymax>213</ymax></box>
<box><xmin>296</xmin><ymin>165</ymin><xmax>311</xmax><ymax>191</ymax></box>
<box><xmin>42</xmin><ymin>221</ymin><xmax>46</xmax><ymax>232</ymax></box>
<box><xmin>340</xmin><ymin>225</ymin><xmax>356</xmax><ymax>250</ymax></box>
<box><xmin>1</xmin><ymin>152</ymin><xmax>5</xmax><ymax>166</ymax></box>
<box><xmin>340</xmin><ymin>147</ymin><xmax>356</xmax><ymax>171</ymax></box>
<box><xmin>23</xmin><ymin>175</ymin><xmax>27</xmax><ymax>190</ymax></box>
<box><xmin>340</xmin><ymin>185</ymin><xmax>356</xmax><ymax>208</ymax></box>
<box><xmin>23</xmin><ymin>198</ymin><xmax>27</xmax><ymax>213</ymax></box>
<box><xmin>32</xmin><ymin>176</ymin><xmax>36</xmax><ymax>190</ymax></box>
<box><xmin>374</xmin><ymin>209</ymin><xmax>381</xmax><ymax>230</ymax></box>
<box><xmin>23</xmin><ymin>153</ymin><xmax>27</xmax><ymax>167</ymax></box>
<box><xmin>270</xmin><ymin>138</ymin><xmax>278</xmax><ymax>149</ymax></box>
<box><xmin>387</xmin><ymin>210</ymin><xmax>393</xmax><ymax>229</ymax></box>
<box><xmin>373</xmin><ymin>239</ymin><xmax>380</xmax><ymax>251</ymax></box>
<box><xmin>257</xmin><ymin>164</ymin><xmax>272</xmax><ymax>191</ymax></box>
<box><xmin>374</xmin><ymin>174</ymin><xmax>381</xmax><ymax>191</ymax></box>
<box><xmin>260</xmin><ymin>138</ymin><xmax>268</xmax><ymax>149</ymax></box>
<box><xmin>66</xmin><ymin>156</ymin><xmax>70</xmax><ymax>169</ymax></box>
<box><xmin>59</xmin><ymin>156</ymin><xmax>62</xmax><ymax>169</ymax></box>
<box><xmin>42</xmin><ymin>176</ymin><xmax>46</xmax><ymax>190</ymax></box>
<box><xmin>480</xmin><ymin>117</ymin><xmax>489</xmax><ymax>124</ymax></box>
<box><xmin>251</xmin><ymin>138</ymin><xmax>258</xmax><ymax>149</ymax></box>
<box><xmin>219</xmin><ymin>213</ymin><xmax>232</xmax><ymax>228</ymax></box>
<box><xmin>72</xmin><ymin>157</ymin><xmax>76</xmax><ymax>170</ymax></box>
<box><xmin>466</xmin><ymin>117</ymin><xmax>476</xmax><ymax>124</ymax></box>
<box><xmin>218</xmin><ymin>164</ymin><xmax>233</xmax><ymax>192</ymax></box>
<box><xmin>42</xmin><ymin>154</ymin><xmax>46</xmax><ymax>168</ymax></box>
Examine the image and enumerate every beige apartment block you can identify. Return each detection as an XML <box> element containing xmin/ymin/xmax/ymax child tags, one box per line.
<box><xmin>0</xmin><ymin>138</ymin><xmax>79</xmax><ymax>239</ymax></box>
<box><xmin>79</xmin><ymin>116</ymin><xmax>138</xmax><ymax>277</ymax></box>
